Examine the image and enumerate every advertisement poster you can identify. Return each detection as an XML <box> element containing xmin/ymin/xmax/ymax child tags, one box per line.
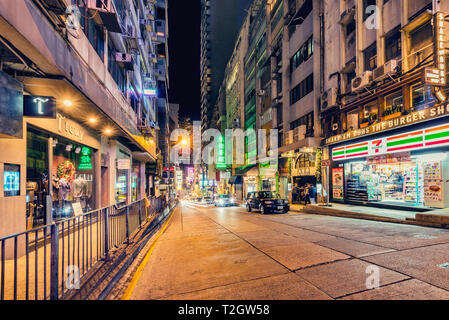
<box><xmin>424</xmin><ymin>161</ymin><xmax>443</xmax><ymax>203</ymax></box>
<box><xmin>332</xmin><ymin>168</ymin><xmax>344</xmax><ymax>200</ymax></box>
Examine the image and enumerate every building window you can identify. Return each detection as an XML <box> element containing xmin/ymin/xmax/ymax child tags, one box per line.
<box><xmin>385</xmin><ymin>27</ymin><xmax>402</xmax><ymax>61</ymax></box>
<box><xmin>410</xmin><ymin>21</ymin><xmax>432</xmax><ymax>51</ymax></box>
<box><xmin>290</xmin><ymin>73</ymin><xmax>313</xmax><ymax>105</ymax></box>
<box><xmin>364</xmin><ymin>42</ymin><xmax>377</xmax><ymax>71</ymax></box>
<box><xmin>360</xmin><ymin>101</ymin><xmax>378</xmax><ymax>127</ymax></box>
<box><xmin>383</xmin><ymin>90</ymin><xmax>403</xmax><ymax>119</ymax></box>
<box><xmin>290</xmin><ymin>36</ymin><xmax>313</xmax><ymax>72</ymax></box>
<box><xmin>290</xmin><ymin>112</ymin><xmax>313</xmax><ymax>136</ymax></box>
<box><xmin>347</xmin><ymin>109</ymin><xmax>359</xmax><ymax>131</ymax></box>
<box><xmin>411</xmin><ymin>83</ymin><xmax>436</xmax><ymax>112</ymax></box>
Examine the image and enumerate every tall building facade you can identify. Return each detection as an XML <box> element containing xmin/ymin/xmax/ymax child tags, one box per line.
<box><xmin>0</xmin><ymin>0</ymin><xmax>170</xmax><ymax>236</ymax></box>
<box><xmin>200</xmin><ymin>0</ymin><xmax>253</xmax><ymax>131</ymax></box>
<box><xmin>322</xmin><ymin>0</ymin><xmax>449</xmax><ymax>210</ymax></box>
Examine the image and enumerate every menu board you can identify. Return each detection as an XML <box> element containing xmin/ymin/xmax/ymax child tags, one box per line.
<box><xmin>332</xmin><ymin>168</ymin><xmax>344</xmax><ymax>200</ymax></box>
<box><xmin>424</xmin><ymin>161</ymin><xmax>443</xmax><ymax>203</ymax></box>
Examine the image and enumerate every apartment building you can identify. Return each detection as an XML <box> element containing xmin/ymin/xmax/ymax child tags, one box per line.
<box><xmin>0</xmin><ymin>0</ymin><xmax>169</xmax><ymax>236</ymax></box>
<box><xmin>322</xmin><ymin>0</ymin><xmax>449</xmax><ymax>210</ymax></box>
<box><xmin>200</xmin><ymin>0</ymin><xmax>253</xmax><ymax>132</ymax></box>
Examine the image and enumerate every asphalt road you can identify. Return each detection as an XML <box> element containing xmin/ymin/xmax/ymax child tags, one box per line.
<box><xmin>126</xmin><ymin>202</ymin><xmax>449</xmax><ymax>300</ymax></box>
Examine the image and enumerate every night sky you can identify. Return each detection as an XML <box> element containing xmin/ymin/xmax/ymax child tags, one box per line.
<box><xmin>167</xmin><ymin>0</ymin><xmax>201</xmax><ymax>121</ymax></box>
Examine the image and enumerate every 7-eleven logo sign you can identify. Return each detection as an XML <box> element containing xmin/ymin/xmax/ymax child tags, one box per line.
<box><xmin>369</xmin><ymin>138</ymin><xmax>386</xmax><ymax>155</ymax></box>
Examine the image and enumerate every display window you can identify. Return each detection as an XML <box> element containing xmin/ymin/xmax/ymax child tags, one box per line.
<box><xmin>52</xmin><ymin>137</ymin><xmax>95</xmax><ymax>220</ymax></box>
<box><xmin>342</xmin><ymin>152</ymin><xmax>445</xmax><ymax>208</ymax></box>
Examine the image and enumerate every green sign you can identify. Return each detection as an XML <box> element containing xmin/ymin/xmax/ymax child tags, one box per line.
<box><xmin>78</xmin><ymin>146</ymin><xmax>92</xmax><ymax>170</ymax></box>
<box><xmin>216</xmin><ymin>135</ymin><xmax>226</xmax><ymax>169</ymax></box>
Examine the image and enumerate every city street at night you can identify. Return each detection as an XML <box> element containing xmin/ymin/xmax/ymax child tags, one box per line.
<box><xmin>119</xmin><ymin>202</ymin><xmax>449</xmax><ymax>300</ymax></box>
<box><xmin>1</xmin><ymin>0</ymin><xmax>449</xmax><ymax>310</ymax></box>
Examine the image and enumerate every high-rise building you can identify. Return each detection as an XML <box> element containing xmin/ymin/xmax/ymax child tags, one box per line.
<box><xmin>200</xmin><ymin>0</ymin><xmax>253</xmax><ymax>131</ymax></box>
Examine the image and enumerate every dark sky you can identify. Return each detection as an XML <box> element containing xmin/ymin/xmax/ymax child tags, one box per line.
<box><xmin>167</xmin><ymin>0</ymin><xmax>201</xmax><ymax>121</ymax></box>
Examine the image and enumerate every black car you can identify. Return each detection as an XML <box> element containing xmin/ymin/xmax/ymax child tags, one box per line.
<box><xmin>246</xmin><ymin>191</ymin><xmax>289</xmax><ymax>214</ymax></box>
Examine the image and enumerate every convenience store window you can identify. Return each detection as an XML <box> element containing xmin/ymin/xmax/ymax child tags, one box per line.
<box><xmin>343</xmin><ymin>152</ymin><xmax>446</xmax><ymax>208</ymax></box>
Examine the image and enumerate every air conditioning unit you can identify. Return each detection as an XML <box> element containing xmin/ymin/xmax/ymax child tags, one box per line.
<box><xmin>373</xmin><ymin>59</ymin><xmax>398</xmax><ymax>81</ymax></box>
<box><xmin>321</xmin><ymin>88</ymin><xmax>338</xmax><ymax>112</ymax></box>
<box><xmin>351</xmin><ymin>71</ymin><xmax>373</xmax><ymax>92</ymax></box>
<box><xmin>88</xmin><ymin>0</ymin><xmax>113</xmax><ymax>12</ymax></box>
<box><xmin>115</xmin><ymin>52</ymin><xmax>132</xmax><ymax>63</ymax></box>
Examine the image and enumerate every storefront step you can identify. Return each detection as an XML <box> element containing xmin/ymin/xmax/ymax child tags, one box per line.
<box><xmin>302</xmin><ymin>204</ymin><xmax>449</xmax><ymax>229</ymax></box>
<box><xmin>415</xmin><ymin>210</ymin><xmax>449</xmax><ymax>227</ymax></box>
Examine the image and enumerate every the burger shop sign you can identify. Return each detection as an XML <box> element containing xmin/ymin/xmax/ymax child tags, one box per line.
<box><xmin>326</xmin><ymin>102</ymin><xmax>449</xmax><ymax>145</ymax></box>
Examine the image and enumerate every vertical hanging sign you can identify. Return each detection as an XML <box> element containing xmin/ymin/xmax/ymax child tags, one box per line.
<box><xmin>434</xmin><ymin>11</ymin><xmax>446</xmax><ymax>86</ymax></box>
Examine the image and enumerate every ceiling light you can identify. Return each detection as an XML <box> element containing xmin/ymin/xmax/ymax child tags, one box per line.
<box><xmin>105</xmin><ymin>128</ymin><xmax>112</xmax><ymax>135</ymax></box>
<box><xmin>66</xmin><ymin>144</ymin><xmax>73</xmax><ymax>152</ymax></box>
<box><xmin>63</xmin><ymin>100</ymin><xmax>73</xmax><ymax>107</ymax></box>
<box><xmin>89</xmin><ymin>117</ymin><xmax>97</xmax><ymax>123</ymax></box>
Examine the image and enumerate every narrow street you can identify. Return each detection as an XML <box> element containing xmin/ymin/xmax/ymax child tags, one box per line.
<box><xmin>124</xmin><ymin>203</ymin><xmax>449</xmax><ymax>300</ymax></box>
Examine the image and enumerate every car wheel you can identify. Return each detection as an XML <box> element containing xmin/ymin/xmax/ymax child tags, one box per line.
<box><xmin>283</xmin><ymin>207</ymin><xmax>289</xmax><ymax>214</ymax></box>
<box><xmin>246</xmin><ymin>204</ymin><xmax>251</xmax><ymax>212</ymax></box>
<box><xmin>260</xmin><ymin>205</ymin><xmax>265</xmax><ymax>215</ymax></box>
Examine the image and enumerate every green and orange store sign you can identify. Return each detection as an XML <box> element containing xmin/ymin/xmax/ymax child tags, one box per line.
<box><xmin>332</xmin><ymin>123</ymin><xmax>449</xmax><ymax>161</ymax></box>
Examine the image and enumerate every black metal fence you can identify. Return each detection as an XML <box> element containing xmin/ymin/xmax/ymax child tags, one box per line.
<box><xmin>0</xmin><ymin>196</ymin><xmax>167</xmax><ymax>300</ymax></box>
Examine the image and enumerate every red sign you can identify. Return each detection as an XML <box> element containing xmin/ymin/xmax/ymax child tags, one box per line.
<box><xmin>170</xmin><ymin>167</ymin><xmax>175</xmax><ymax>172</ymax></box>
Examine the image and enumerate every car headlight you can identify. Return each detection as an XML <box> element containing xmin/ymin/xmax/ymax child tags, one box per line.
<box><xmin>230</xmin><ymin>198</ymin><xmax>235</xmax><ymax>203</ymax></box>
<box><xmin>265</xmin><ymin>201</ymin><xmax>273</xmax><ymax>204</ymax></box>
<box><xmin>219</xmin><ymin>199</ymin><xmax>224</xmax><ymax>205</ymax></box>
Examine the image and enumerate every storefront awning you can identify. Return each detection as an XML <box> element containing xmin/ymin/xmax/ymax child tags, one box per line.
<box><xmin>234</xmin><ymin>164</ymin><xmax>257</xmax><ymax>176</ymax></box>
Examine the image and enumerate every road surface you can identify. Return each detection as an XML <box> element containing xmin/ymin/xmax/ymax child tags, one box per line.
<box><xmin>125</xmin><ymin>202</ymin><xmax>449</xmax><ymax>300</ymax></box>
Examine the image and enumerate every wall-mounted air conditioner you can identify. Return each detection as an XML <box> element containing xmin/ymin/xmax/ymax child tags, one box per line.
<box><xmin>373</xmin><ymin>59</ymin><xmax>398</xmax><ymax>81</ymax></box>
<box><xmin>351</xmin><ymin>71</ymin><xmax>373</xmax><ymax>92</ymax></box>
<box><xmin>321</xmin><ymin>88</ymin><xmax>338</xmax><ymax>112</ymax></box>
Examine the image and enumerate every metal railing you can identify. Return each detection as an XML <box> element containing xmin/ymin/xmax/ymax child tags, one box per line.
<box><xmin>0</xmin><ymin>196</ymin><xmax>167</xmax><ymax>300</ymax></box>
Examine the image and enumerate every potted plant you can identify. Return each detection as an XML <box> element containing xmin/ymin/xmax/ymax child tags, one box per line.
<box><xmin>360</xmin><ymin>112</ymin><xmax>377</xmax><ymax>128</ymax></box>
<box><xmin>382</xmin><ymin>104</ymin><xmax>402</xmax><ymax>120</ymax></box>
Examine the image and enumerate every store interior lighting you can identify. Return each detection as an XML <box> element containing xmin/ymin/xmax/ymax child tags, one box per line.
<box><xmin>66</xmin><ymin>144</ymin><xmax>72</xmax><ymax>152</ymax></box>
<box><xmin>75</xmin><ymin>146</ymin><xmax>81</xmax><ymax>154</ymax></box>
<box><xmin>52</xmin><ymin>139</ymin><xmax>58</xmax><ymax>147</ymax></box>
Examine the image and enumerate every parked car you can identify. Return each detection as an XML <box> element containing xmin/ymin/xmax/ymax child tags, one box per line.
<box><xmin>202</xmin><ymin>196</ymin><xmax>214</xmax><ymax>204</ymax></box>
<box><xmin>214</xmin><ymin>194</ymin><xmax>235</xmax><ymax>207</ymax></box>
<box><xmin>246</xmin><ymin>191</ymin><xmax>289</xmax><ymax>214</ymax></box>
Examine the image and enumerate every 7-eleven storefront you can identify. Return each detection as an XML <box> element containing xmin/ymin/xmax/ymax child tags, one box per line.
<box><xmin>330</xmin><ymin>120</ymin><xmax>449</xmax><ymax>209</ymax></box>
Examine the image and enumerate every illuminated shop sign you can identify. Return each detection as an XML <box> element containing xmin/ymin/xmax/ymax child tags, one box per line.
<box><xmin>216</xmin><ymin>135</ymin><xmax>226</xmax><ymax>169</ymax></box>
<box><xmin>326</xmin><ymin>102</ymin><xmax>449</xmax><ymax>145</ymax></box>
<box><xmin>143</xmin><ymin>88</ymin><xmax>157</xmax><ymax>96</ymax></box>
<box><xmin>434</xmin><ymin>12</ymin><xmax>446</xmax><ymax>86</ymax></box>
<box><xmin>24</xmin><ymin>95</ymin><xmax>56</xmax><ymax>118</ymax></box>
<box><xmin>332</xmin><ymin>123</ymin><xmax>449</xmax><ymax>161</ymax></box>
<box><xmin>78</xmin><ymin>147</ymin><xmax>92</xmax><ymax>170</ymax></box>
